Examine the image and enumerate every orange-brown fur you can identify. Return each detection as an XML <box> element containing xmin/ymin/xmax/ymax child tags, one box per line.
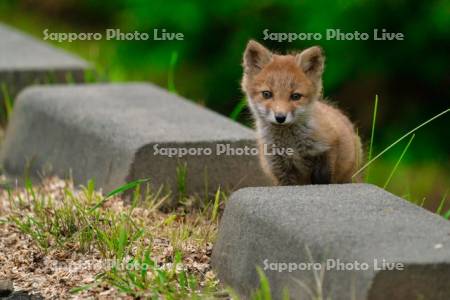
<box><xmin>242</xmin><ymin>40</ymin><xmax>363</xmax><ymax>185</ymax></box>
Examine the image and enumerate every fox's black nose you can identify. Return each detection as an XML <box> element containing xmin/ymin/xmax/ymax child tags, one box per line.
<box><xmin>275</xmin><ymin>114</ymin><xmax>286</xmax><ymax>124</ymax></box>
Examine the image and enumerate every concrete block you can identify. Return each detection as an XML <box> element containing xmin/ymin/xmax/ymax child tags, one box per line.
<box><xmin>0</xmin><ymin>23</ymin><xmax>90</xmax><ymax>108</ymax></box>
<box><xmin>1</xmin><ymin>83</ymin><xmax>268</xmax><ymax>202</ymax></box>
<box><xmin>212</xmin><ymin>184</ymin><xmax>450</xmax><ymax>300</ymax></box>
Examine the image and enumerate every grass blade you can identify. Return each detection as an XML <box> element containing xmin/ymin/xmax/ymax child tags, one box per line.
<box><xmin>106</xmin><ymin>178</ymin><xmax>150</xmax><ymax>199</ymax></box>
<box><xmin>383</xmin><ymin>134</ymin><xmax>415</xmax><ymax>189</ymax></box>
<box><xmin>89</xmin><ymin>178</ymin><xmax>150</xmax><ymax>211</ymax></box>
<box><xmin>65</xmin><ymin>72</ymin><xmax>75</xmax><ymax>84</ymax></box>
<box><xmin>116</xmin><ymin>216</ymin><xmax>129</xmax><ymax>260</ymax></box>
<box><xmin>1</xmin><ymin>82</ymin><xmax>13</xmax><ymax>120</ymax></box>
<box><xmin>177</xmin><ymin>163</ymin><xmax>187</xmax><ymax>202</ymax></box>
<box><xmin>211</xmin><ymin>187</ymin><xmax>221</xmax><ymax>222</ymax></box>
<box><xmin>168</xmin><ymin>51</ymin><xmax>178</xmax><ymax>93</ymax></box>
<box><xmin>230</xmin><ymin>98</ymin><xmax>247</xmax><ymax>120</ymax></box>
<box><xmin>436</xmin><ymin>190</ymin><xmax>448</xmax><ymax>216</ymax></box>
<box><xmin>255</xmin><ymin>267</ymin><xmax>271</xmax><ymax>300</ymax></box>
<box><xmin>365</xmin><ymin>94</ymin><xmax>378</xmax><ymax>181</ymax></box>
<box><xmin>443</xmin><ymin>210</ymin><xmax>450</xmax><ymax>220</ymax></box>
<box><xmin>353</xmin><ymin>108</ymin><xmax>450</xmax><ymax>178</ymax></box>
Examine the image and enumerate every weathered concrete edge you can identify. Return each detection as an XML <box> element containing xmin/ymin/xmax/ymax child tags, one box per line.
<box><xmin>1</xmin><ymin>84</ymin><xmax>266</xmax><ymax>194</ymax></box>
<box><xmin>211</xmin><ymin>184</ymin><xmax>450</xmax><ymax>299</ymax></box>
<box><xmin>0</xmin><ymin>22</ymin><xmax>91</xmax><ymax>69</ymax></box>
<box><xmin>125</xmin><ymin>138</ymin><xmax>268</xmax><ymax>199</ymax></box>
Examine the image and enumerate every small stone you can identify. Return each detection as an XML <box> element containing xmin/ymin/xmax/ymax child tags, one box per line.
<box><xmin>434</xmin><ymin>243</ymin><xmax>443</xmax><ymax>249</ymax></box>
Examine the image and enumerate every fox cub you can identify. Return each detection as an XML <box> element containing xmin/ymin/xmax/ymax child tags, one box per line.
<box><xmin>242</xmin><ymin>40</ymin><xmax>363</xmax><ymax>185</ymax></box>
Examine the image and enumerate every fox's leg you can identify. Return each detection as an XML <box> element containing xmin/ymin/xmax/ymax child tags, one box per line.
<box><xmin>311</xmin><ymin>152</ymin><xmax>332</xmax><ymax>184</ymax></box>
<box><xmin>266</xmin><ymin>154</ymin><xmax>301</xmax><ymax>185</ymax></box>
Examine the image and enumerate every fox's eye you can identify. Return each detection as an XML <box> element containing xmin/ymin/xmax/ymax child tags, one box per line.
<box><xmin>290</xmin><ymin>93</ymin><xmax>303</xmax><ymax>101</ymax></box>
<box><xmin>262</xmin><ymin>91</ymin><xmax>273</xmax><ymax>99</ymax></box>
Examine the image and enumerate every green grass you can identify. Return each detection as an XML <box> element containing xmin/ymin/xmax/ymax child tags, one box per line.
<box><xmin>210</xmin><ymin>187</ymin><xmax>221</xmax><ymax>223</ymax></box>
<box><xmin>383</xmin><ymin>133</ymin><xmax>415</xmax><ymax>189</ymax></box>
<box><xmin>444</xmin><ymin>208</ymin><xmax>450</xmax><ymax>220</ymax></box>
<box><xmin>251</xmin><ymin>267</ymin><xmax>272</xmax><ymax>300</ymax></box>
<box><xmin>89</xmin><ymin>178</ymin><xmax>150</xmax><ymax>211</ymax></box>
<box><xmin>230</xmin><ymin>97</ymin><xmax>248</xmax><ymax>120</ymax></box>
<box><xmin>9</xmin><ymin>178</ymin><xmax>146</xmax><ymax>253</ymax></box>
<box><xmin>436</xmin><ymin>191</ymin><xmax>448</xmax><ymax>216</ymax></box>
<box><xmin>4</xmin><ymin>178</ymin><xmax>224</xmax><ymax>298</ymax></box>
<box><xmin>65</xmin><ymin>71</ymin><xmax>75</xmax><ymax>84</ymax></box>
<box><xmin>176</xmin><ymin>162</ymin><xmax>188</xmax><ymax>203</ymax></box>
<box><xmin>83</xmin><ymin>69</ymin><xmax>98</xmax><ymax>83</ymax></box>
<box><xmin>358</xmin><ymin>96</ymin><xmax>449</xmax><ymax>213</ymax></box>
<box><xmin>353</xmin><ymin>107</ymin><xmax>450</xmax><ymax>179</ymax></box>
<box><xmin>365</xmin><ymin>94</ymin><xmax>378</xmax><ymax>182</ymax></box>
<box><xmin>1</xmin><ymin>82</ymin><xmax>13</xmax><ymax>122</ymax></box>
<box><xmin>0</xmin><ymin>69</ymin><xmax>97</xmax><ymax>124</ymax></box>
<box><xmin>168</xmin><ymin>51</ymin><xmax>179</xmax><ymax>94</ymax></box>
<box><xmin>97</xmin><ymin>249</ymin><xmax>205</xmax><ymax>298</ymax></box>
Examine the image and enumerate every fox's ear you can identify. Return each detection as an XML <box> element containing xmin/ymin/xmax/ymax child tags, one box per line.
<box><xmin>296</xmin><ymin>46</ymin><xmax>325</xmax><ymax>80</ymax></box>
<box><xmin>243</xmin><ymin>40</ymin><xmax>272</xmax><ymax>75</ymax></box>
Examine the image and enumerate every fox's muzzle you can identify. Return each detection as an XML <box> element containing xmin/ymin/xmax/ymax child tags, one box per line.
<box><xmin>275</xmin><ymin>113</ymin><xmax>287</xmax><ymax>124</ymax></box>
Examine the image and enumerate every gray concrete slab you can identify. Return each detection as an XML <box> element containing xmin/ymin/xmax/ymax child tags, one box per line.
<box><xmin>1</xmin><ymin>83</ymin><xmax>269</xmax><ymax>204</ymax></box>
<box><xmin>212</xmin><ymin>184</ymin><xmax>450</xmax><ymax>299</ymax></box>
<box><xmin>0</xmin><ymin>23</ymin><xmax>90</xmax><ymax>109</ymax></box>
